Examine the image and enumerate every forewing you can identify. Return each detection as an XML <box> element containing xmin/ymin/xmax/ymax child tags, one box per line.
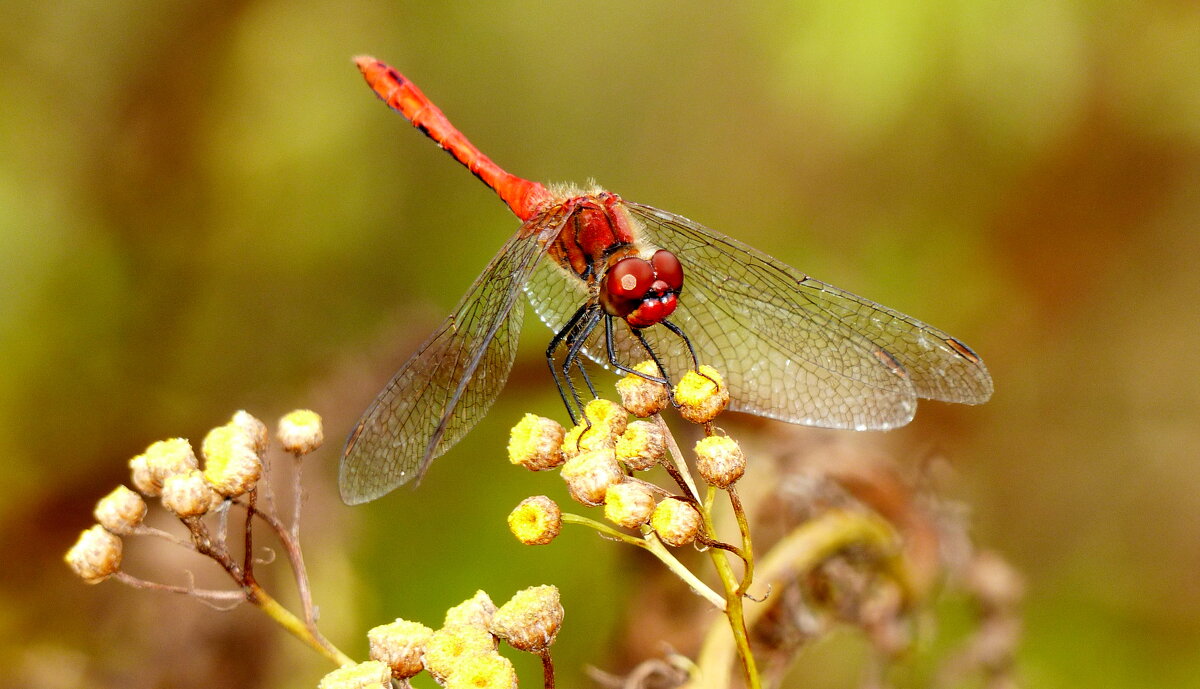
<box><xmin>618</xmin><ymin>202</ymin><xmax>992</xmax><ymax>429</ymax></box>
<box><xmin>340</xmin><ymin>217</ymin><xmax>562</xmax><ymax>504</ymax></box>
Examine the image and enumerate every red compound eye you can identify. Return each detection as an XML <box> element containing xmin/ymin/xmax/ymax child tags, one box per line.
<box><xmin>651</xmin><ymin>250</ymin><xmax>683</xmax><ymax>291</ymax></box>
<box><xmin>606</xmin><ymin>257</ymin><xmax>654</xmax><ymax>299</ymax></box>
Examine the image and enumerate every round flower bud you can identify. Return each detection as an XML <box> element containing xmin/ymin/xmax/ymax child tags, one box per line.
<box><xmin>603</xmin><ymin>481</ymin><xmax>657</xmax><ymax>529</ymax></box>
<box><xmin>202</xmin><ymin>423</ymin><xmax>262</xmax><ymax>497</ymax></box>
<box><xmin>507</xmin><ymin>414</ymin><xmax>565</xmax><ymax>471</ymax></box>
<box><xmin>651</xmin><ymin>497</ymin><xmax>702</xmax><ymax>547</ymax></box>
<box><xmin>161</xmin><ymin>470</ymin><xmax>222</xmax><ymax>518</ymax></box>
<box><xmin>93</xmin><ymin>485</ymin><xmax>147</xmax><ymax>534</ymax></box>
<box><xmin>561</xmin><ymin>399</ymin><xmax>627</xmax><ymax>458</ymax></box>
<box><xmin>674</xmin><ymin>366</ymin><xmax>729</xmax><ymax>424</ymax></box>
<box><xmin>560</xmin><ymin>448</ymin><xmax>623</xmax><ymax>506</ymax></box>
<box><xmin>232</xmin><ymin>410</ymin><xmax>269</xmax><ymax>458</ymax></box>
<box><xmin>507</xmin><ymin>496</ymin><xmax>562</xmax><ymax>545</ymax></box>
<box><xmin>445</xmin><ymin>590</ymin><xmax>498</xmax><ymax>629</ymax></box>
<box><xmin>444</xmin><ymin>652</ymin><xmax>517</xmax><ymax>689</ymax></box>
<box><xmin>423</xmin><ymin>624</ymin><xmax>498</xmax><ymax>683</ymax></box>
<box><xmin>64</xmin><ymin>524</ymin><xmax>122</xmax><ymax>584</ymax></box>
<box><xmin>614</xmin><ymin>420</ymin><xmax>666</xmax><ymax>471</ymax></box>
<box><xmin>615</xmin><ymin>360</ymin><xmax>669</xmax><ymax>417</ymax></box>
<box><xmin>367</xmin><ymin>618</ymin><xmax>433</xmax><ymax>679</ymax></box>
<box><xmin>137</xmin><ymin>438</ymin><xmax>199</xmax><ymax>496</ymax></box>
<box><xmin>277</xmin><ymin>409</ymin><xmax>324</xmax><ymax>455</ymax></box>
<box><xmin>694</xmin><ymin>436</ymin><xmax>746</xmax><ymax>488</ymax></box>
<box><xmin>490</xmin><ymin>585</ymin><xmax>563</xmax><ymax>653</ymax></box>
<box><xmin>316</xmin><ymin>660</ymin><xmax>391</xmax><ymax>689</ymax></box>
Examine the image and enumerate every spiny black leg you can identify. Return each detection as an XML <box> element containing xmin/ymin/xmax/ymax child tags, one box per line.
<box><xmin>561</xmin><ymin>307</ymin><xmax>603</xmax><ymax>423</ymax></box>
<box><xmin>604</xmin><ymin>315</ymin><xmax>671</xmax><ymax>385</ymax></box>
<box><xmin>547</xmin><ymin>303</ymin><xmax>596</xmax><ymax>425</ymax></box>
<box><xmin>660</xmin><ymin>319</ymin><xmax>700</xmax><ymax>371</ymax></box>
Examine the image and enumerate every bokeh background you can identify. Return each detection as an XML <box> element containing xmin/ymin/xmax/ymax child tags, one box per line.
<box><xmin>3</xmin><ymin>2</ymin><xmax>1198</xmax><ymax>687</ymax></box>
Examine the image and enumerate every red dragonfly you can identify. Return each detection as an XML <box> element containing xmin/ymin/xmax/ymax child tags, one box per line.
<box><xmin>340</xmin><ymin>56</ymin><xmax>993</xmax><ymax>504</ymax></box>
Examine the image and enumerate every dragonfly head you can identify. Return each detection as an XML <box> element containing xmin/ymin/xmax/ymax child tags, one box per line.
<box><xmin>599</xmin><ymin>249</ymin><xmax>683</xmax><ymax>328</ymax></box>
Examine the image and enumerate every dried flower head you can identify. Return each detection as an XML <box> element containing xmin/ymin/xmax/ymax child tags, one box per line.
<box><xmin>202</xmin><ymin>423</ymin><xmax>262</xmax><ymax>497</ymax></box>
<box><xmin>614</xmin><ymin>419</ymin><xmax>666</xmax><ymax>471</ymax></box>
<box><xmin>615</xmin><ymin>360</ymin><xmax>669</xmax><ymax>417</ymax></box>
<box><xmin>93</xmin><ymin>485</ymin><xmax>147</xmax><ymax>534</ymax></box>
<box><xmin>161</xmin><ymin>469</ymin><xmax>222</xmax><ymax>518</ymax></box>
<box><xmin>603</xmin><ymin>480</ymin><xmax>657</xmax><ymax>529</ymax></box>
<box><xmin>231</xmin><ymin>410</ymin><xmax>269</xmax><ymax>458</ymax></box>
<box><xmin>64</xmin><ymin>525</ymin><xmax>122</xmax><ymax>584</ymax></box>
<box><xmin>316</xmin><ymin>660</ymin><xmax>391</xmax><ymax>689</ymax></box>
<box><xmin>445</xmin><ymin>590</ymin><xmax>498</xmax><ymax>629</ymax></box>
<box><xmin>133</xmin><ymin>438</ymin><xmax>198</xmax><ymax>496</ymax></box>
<box><xmin>507</xmin><ymin>414</ymin><xmax>566</xmax><ymax>471</ymax></box>
<box><xmin>674</xmin><ymin>366</ymin><xmax>729</xmax><ymax>424</ymax></box>
<box><xmin>560</xmin><ymin>448</ymin><xmax>624</xmax><ymax>507</ymax></box>
<box><xmin>423</xmin><ymin>624</ymin><xmax>498</xmax><ymax>683</ymax></box>
<box><xmin>694</xmin><ymin>435</ymin><xmax>746</xmax><ymax>488</ymax></box>
<box><xmin>651</xmin><ymin>497</ymin><xmax>702</xmax><ymax>547</ymax></box>
<box><xmin>128</xmin><ymin>453</ymin><xmax>158</xmax><ymax>497</ymax></box>
<box><xmin>490</xmin><ymin>585</ymin><xmax>563</xmax><ymax>653</ymax></box>
<box><xmin>277</xmin><ymin>409</ymin><xmax>324</xmax><ymax>455</ymax></box>
<box><xmin>507</xmin><ymin>496</ymin><xmax>563</xmax><ymax>545</ymax></box>
<box><xmin>367</xmin><ymin>618</ymin><xmax>433</xmax><ymax>679</ymax></box>
<box><xmin>443</xmin><ymin>652</ymin><xmax>517</xmax><ymax>689</ymax></box>
<box><xmin>561</xmin><ymin>399</ymin><xmax>627</xmax><ymax>458</ymax></box>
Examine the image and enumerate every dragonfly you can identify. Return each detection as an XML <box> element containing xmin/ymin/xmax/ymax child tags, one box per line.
<box><xmin>340</xmin><ymin>56</ymin><xmax>993</xmax><ymax>505</ymax></box>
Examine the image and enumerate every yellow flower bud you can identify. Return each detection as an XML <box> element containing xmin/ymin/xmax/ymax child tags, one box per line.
<box><xmin>136</xmin><ymin>438</ymin><xmax>198</xmax><ymax>496</ymax></box>
<box><xmin>614</xmin><ymin>420</ymin><xmax>666</xmax><ymax>471</ymax></box>
<box><xmin>423</xmin><ymin>624</ymin><xmax>498</xmax><ymax>684</ymax></box>
<box><xmin>561</xmin><ymin>399</ymin><xmax>627</xmax><ymax>458</ymax></box>
<box><xmin>367</xmin><ymin>618</ymin><xmax>433</xmax><ymax>679</ymax></box>
<box><xmin>507</xmin><ymin>496</ymin><xmax>562</xmax><ymax>545</ymax></box>
<box><xmin>232</xmin><ymin>410</ymin><xmax>269</xmax><ymax>458</ymax></box>
<box><xmin>128</xmin><ymin>454</ymin><xmax>158</xmax><ymax>497</ymax></box>
<box><xmin>694</xmin><ymin>435</ymin><xmax>746</xmax><ymax>488</ymax></box>
<box><xmin>65</xmin><ymin>524</ymin><xmax>122</xmax><ymax>584</ymax></box>
<box><xmin>604</xmin><ymin>481</ymin><xmax>657</xmax><ymax>529</ymax></box>
<box><xmin>202</xmin><ymin>423</ymin><xmax>262</xmax><ymax>497</ymax></box>
<box><xmin>507</xmin><ymin>414</ymin><xmax>565</xmax><ymax>471</ymax></box>
<box><xmin>316</xmin><ymin>660</ymin><xmax>391</xmax><ymax>689</ymax></box>
<box><xmin>445</xmin><ymin>590</ymin><xmax>497</xmax><ymax>629</ymax></box>
<box><xmin>674</xmin><ymin>366</ymin><xmax>729</xmax><ymax>424</ymax></box>
<box><xmin>615</xmin><ymin>360</ymin><xmax>669</xmax><ymax>417</ymax></box>
<box><xmin>93</xmin><ymin>485</ymin><xmax>147</xmax><ymax>534</ymax></box>
<box><xmin>490</xmin><ymin>584</ymin><xmax>563</xmax><ymax>653</ymax></box>
<box><xmin>443</xmin><ymin>652</ymin><xmax>517</xmax><ymax>689</ymax></box>
<box><xmin>161</xmin><ymin>470</ymin><xmax>222</xmax><ymax>518</ymax></box>
<box><xmin>277</xmin><ymin>409</ymin><xmax>324</xmax><ymax>456</ymax></box>
<box><xmin>651</xmin><ymin>497</ymin><xmax>702</xmax><ymax>547</ymax></box>
<box><xmin>560</xmin><ymin>448</ymin><xmax>623</xmax><ymax>507</ymax></box>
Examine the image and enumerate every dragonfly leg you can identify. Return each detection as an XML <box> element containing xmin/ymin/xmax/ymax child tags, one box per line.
<box><xmin>658</xmin><ymin>318</ymin><xmax>718</xmax><ymax>388</ymax></box>
<box><xmin>560</xmin><ymin>308</ymin><xmax>603</xmax><ymax>413</ymax></box>
<box><xmin>547</xmin><ymin>303</ymin><xmax>596</xmax><ymax>425</ymax></box>
<box><xmin>605</xmin><ymin>316</ymin><xmax>673</xmax><ymax>386</ymax></box>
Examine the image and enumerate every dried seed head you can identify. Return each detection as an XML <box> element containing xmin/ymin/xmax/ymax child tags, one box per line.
<box><xmin>560</xmin><ymin>448</ymin><xmax>624</xmax><ymax>506</ymax></box>
<box><xmin>422</xmin><ymin>624</ymin><xmax>498</xmax><ymax>684</ymax></box>
<box><xmin>93</xmin><ymin>485</ymin><xmax>147</xmax><ymax>534</ymax></box>
<box><xmin>561</xmin><ymin>399</ymin><xmax>627</xmax><ymax>458</ymax></box>
<box><xmin>603</xmin><ymin>480</ymin><xmax>658</xmax><ymax>529</ymax></box>
<box><xmin>161</xmin><ymin>469</ymin><xmax>222</xmax><ymax>518</ymax></box>
<box><xmin>507</xmin><ymin>414</ymin><xmax>565</xmax><ymax>471</ymax></box>
<box><xmin>64</xmin><ymin>524</ymin><xmax>122</xmax><ymax>584</ymax></box>
<box><xmin>507</xmin><ymin>496</ymin><xmax>562</xmax><ymax>546</ymax></box>
<box><xmin>277</xmin><ymin>409</ymin><xmax>324</xmax><ymax>456</ymax></box>
<box><xmin>615</xmin><ymin>419</ymin><xmax>667</xmax><ymax>471</ymax></box>
<box><xmin>316</xmin><ymin>660</ymin><xmax>392</xmax><ymax>689</ymax></box>
<box><xmin>135</xmin><ymin>438</ymin><xmax>199</xmax><ymax>496</ymax></box>
<box><xmin>367</xmin><ymin>618</ymin><xmax>433</xmax><ymax>679</ymax></box>
<box><xmin>490</xmin><ymin>585</ymin><xmax>563</xmax><ymax>653</ymax></box>
<box><xmin>674</xmin><ymin>366</ymin><xmax>729</xmax><ymax>424</ymax></box>
<box><xmin>443</xmin><ymin>652</ymin><xmax>517</xmax><ymax>689</ymax></box>
<box><xmin>694</xmin><ymin>435</ymin><xmax>746</xmax><ymax>488</ymax></box>
<box><xmin>202</xmin><ymin>423</ymin><xmax>262</xmax><ymax>497</ymax></box>
<box><xmin>651</xmin><ymin>497</ymin><xmax>702</xmax><ymax>547</ymax></box>
<box><xmin>231</xmin><ymin>410</ymin><xmax>269</xmax><ymax>458</ymax></box>
<box><xmin>615</xmin><ymin>360</ymin><xmax>669</xmax><ymax>417</ymax></box>
<box><xmin>445</xmin><ymin>590</ymin><xmax>498</xmax><ymax>629</ymax></box>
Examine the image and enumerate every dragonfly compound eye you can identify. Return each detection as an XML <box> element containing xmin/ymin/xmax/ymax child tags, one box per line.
<box><xmin>650</xmin><ymin>250</ymin><xmax>683</xmax><ymax>291</ymax></box>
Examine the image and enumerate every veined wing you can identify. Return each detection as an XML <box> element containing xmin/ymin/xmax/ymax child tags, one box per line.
<box><xmin>340</xmin><ymin>214</ymin><xmax>565</xmax><ymax>504</ymax></box>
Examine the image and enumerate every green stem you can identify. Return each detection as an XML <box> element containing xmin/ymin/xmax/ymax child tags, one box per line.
<box><xmin>249</xmin><ymin>582</ymin><xmax>353</xmax><ymax>667</ymax></box>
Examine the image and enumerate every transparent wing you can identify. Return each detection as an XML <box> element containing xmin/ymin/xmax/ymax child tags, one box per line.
<box><xmin>523</xmin><ymin>201</ymin><xmax>992</xmax><ymax>431</ymax></box>
<box><xmin>340</xmin><ymin>216</ymin><xmax>564</xmax><ymax>504</ymax></box>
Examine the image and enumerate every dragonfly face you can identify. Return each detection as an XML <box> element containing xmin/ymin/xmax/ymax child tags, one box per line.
<box><xmin>599</xmin><ymin>249</ymin><xmax>684</xmax><ymax>328</ymax></box>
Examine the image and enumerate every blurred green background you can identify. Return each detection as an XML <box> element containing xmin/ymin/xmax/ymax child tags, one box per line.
<box><xmin>3</xmin><ymin>2</ymin><xmax>1198</xmax><ymax>687</ymax></box>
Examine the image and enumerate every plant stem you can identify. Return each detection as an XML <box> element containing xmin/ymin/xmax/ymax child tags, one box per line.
<box><xmin>248</xmin><ymin>581</ymin><xmax>353</xmax><ymax>667</ymax></box>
